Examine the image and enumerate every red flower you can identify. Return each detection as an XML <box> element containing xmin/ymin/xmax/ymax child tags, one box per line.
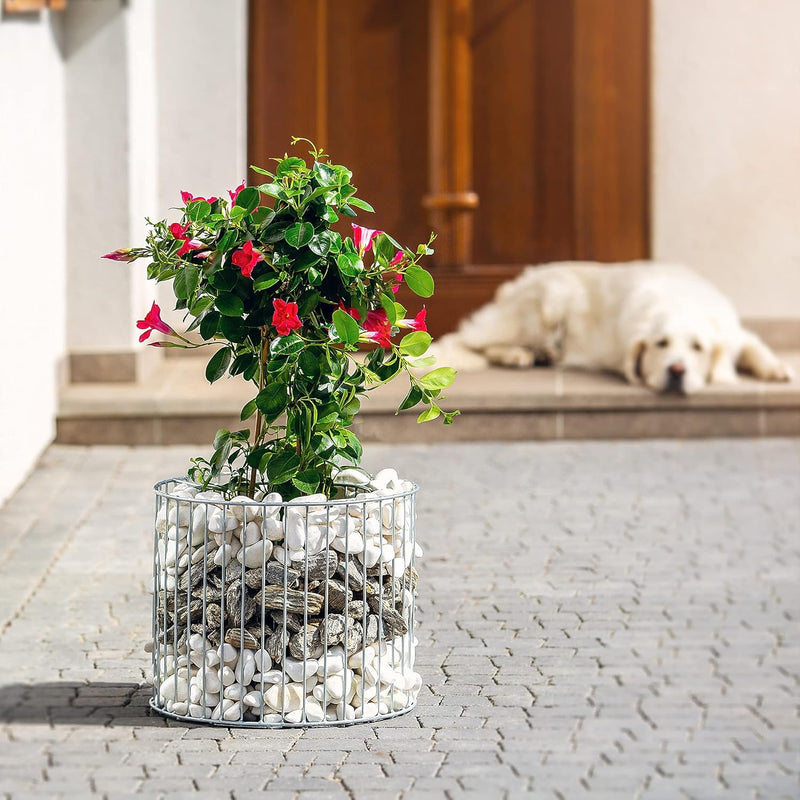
<box><xmin>176</xmin><ymin>237</ymin><xmax>204</xmax><ymax>257</ymax></box>
<box><xmin>351</xmin><ymin>223</ymin><xmax>383</xmax><ymax>257</ymax></box>
<box><xmin>337</xmin><ymin>300</ymin><xmax>361</xmax><ymax>321</ymax></box>
<box><xmin>181</xmin><ymin>190</ymin><xmax>218</xmax><ymax>205</ymax></box>
<box><xmin>231</xmin><ymin>240</ymin><xmax>263</xmax><ymax>278</ymax></box>
<box><xmin>398</xmin><ymin>307</ymin><xmax>427</xmax><ymax>332</ymax></box>
<box><xmin>229</xmin><ymin>181</ymin><xmax>246</xmax><ymax>204</ymax></box>
<box><xmin>102</xmin><ymin>248</ymin><xmax>136</xmax><ymax>262</ymax></box>
<box><xmin>136</xmin><ymin>302</ymin><xmax>172</xmax><ymax>343</ymax></box>
<box><xmin>363</xmin><ymin>308</ymin><xmax>393</xmax><ymax>348</ymax></box>
<box><xmin>272</xmin><ymin>298</ymin><xmax>302</xmax><ymax>337</ymax></box>
<box><xmin>170</xmin><ymin>222</ymin><xmax>189</xmax><ymax>240</ymax></box>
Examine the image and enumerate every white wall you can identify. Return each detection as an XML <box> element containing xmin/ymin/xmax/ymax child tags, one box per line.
<box><xmin>652</xmin><ymin>0</ymin><xmax>800</xmax><ymax>320</ymax></box>
<box><xmin>0</xmin><ymin>11</ymin><xmax>67</xmax><ymax>503</ymax></box>
<box><xmin>152</xmin><ymin>0</ymin><xmax>248</xmax><ymax>327</ymax></box>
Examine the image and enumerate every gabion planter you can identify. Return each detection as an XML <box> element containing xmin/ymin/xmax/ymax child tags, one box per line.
<box><xmin>149</xmin><ymin>470</ymin><xmax>421</xmax><ymax>726</ymax></box>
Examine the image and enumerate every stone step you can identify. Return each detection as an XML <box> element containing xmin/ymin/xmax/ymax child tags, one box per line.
<box><xmin>56</xmin><ymin>352</ymin><xmax>800</xmax><ymax>445</ymax></box>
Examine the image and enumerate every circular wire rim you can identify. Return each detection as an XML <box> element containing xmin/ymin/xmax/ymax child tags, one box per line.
<box><xmin>148</xmin><ymin>697</ymin><xmax>418</xmax><ymax>728</ymax></box>
<box><xmin>154</xmin><ymin>477</ymin><xmax>420</xmax><ymax>507</ymax></box>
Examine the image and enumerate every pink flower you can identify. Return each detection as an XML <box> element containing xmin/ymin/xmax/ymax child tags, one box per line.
<box><xmin>363</xmin><ymin>308</ymin><xmax>393</xmax><ymax>348</ymax></box>
<box><xmin>388</xmin><ymin>250</ymin><xmax>404</xmax><ymax>267</ymax></box>
<box><xmin>351</xmin><ymin>223</ymin><xmax>383</xmax><ymax>257</ymax></box>
<box><xmin>229</xmin><ymin>181</ymin><xmax>246</xmax><ymax>204</ymax></box>
<box><xmin>337</xmin><ymin>300</ymin><xmax>361</xmax><ymax>321</ymax></box>
<box><xmin>136</xmin><ymin>302</ymin><xmax>172</xmax><ymax>343</ymax></box>
<box><xmin>102</xmin><ymin>248</ymin><xmax>136</xmax><ymax>262</ymax></box>
<box><xmin>272</xmin><ymin>298</ymin><xmax>302</xmax><ymax>337</ymax></box>
<box><xmin>176</xmin><ymin>237</ymin><xmax>204</xmax><ymax>257</ymax></box>
<box><xmin>181</xmin><ymin>190</ymin><xmax>218</xmax><ymax>205</ymax></box>
<box><xmin>231</xmin><ymin>240</ymin><xmax>263</xmax><ymax>278</ymax></box>
<box><xmin>398</xmin><ymin>307</ymin><xmax>427</xmax><ymax>332</ymax></box>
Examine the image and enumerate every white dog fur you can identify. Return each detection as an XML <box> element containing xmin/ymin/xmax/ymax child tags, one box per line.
<box><xmin>435</xmin><ymin>261</ymin><xmax>793</xmax><ymax>394</ymax></box>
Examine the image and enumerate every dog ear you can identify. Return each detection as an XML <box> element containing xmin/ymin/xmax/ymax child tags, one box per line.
<box><xmin>624</xmin><ymin>340</ymin><xmax>647</xmax><ymax>385</ymax></box>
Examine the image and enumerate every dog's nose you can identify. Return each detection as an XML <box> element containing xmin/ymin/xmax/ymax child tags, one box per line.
<box><xmin>668</xmin><ymin>362</ymin><xmax>686</xmax><ymax>378</ymax></box>
<box><xmin>666</xmin><ymin>361</ymin><xmax>686</xmax><ymax>393</ymax></box>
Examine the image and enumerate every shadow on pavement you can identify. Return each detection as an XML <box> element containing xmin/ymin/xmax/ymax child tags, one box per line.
<box><xmin>0</xmin><ymin>682</ymin><xmax>175</xmax><ymax>726</ymax></box>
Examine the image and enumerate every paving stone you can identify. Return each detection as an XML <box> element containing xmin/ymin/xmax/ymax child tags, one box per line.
<box><xmin>0</xmin><ymin>440</ymin><xmax>797</xmax><ymax>799</ymax></box>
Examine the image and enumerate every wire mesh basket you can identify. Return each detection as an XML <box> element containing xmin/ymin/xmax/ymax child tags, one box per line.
<box><xmin>149</xmin><ymin>475</ymin><xmax>421</xmax><ymax>726</ymax></box>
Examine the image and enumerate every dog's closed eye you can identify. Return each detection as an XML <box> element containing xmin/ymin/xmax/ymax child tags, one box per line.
<box><xmin>656</xmin><ymin>337</ymin><xmax>670</xmax><ymax>348</ymax></box>
<box><xmin>692</xmin><ymin>340</ymin><xmax>703</xmax><ymax>352</ymax></box>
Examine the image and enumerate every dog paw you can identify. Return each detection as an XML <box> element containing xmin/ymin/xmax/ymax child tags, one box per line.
<box><xmin>769</xmin><ymin>363</ymin><xmax>795</xmax><ymax>382</ymax></box>
<box><xmin>486</xmin><ymin>346</ymin><xmax>535</xmax><ymax>368</ymax></box>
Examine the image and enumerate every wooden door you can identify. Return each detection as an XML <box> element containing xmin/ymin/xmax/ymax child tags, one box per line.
<box><xmin>248</xmin><ymin>0</ymin><xmax>650</xmax><ymax>336</ymax></box>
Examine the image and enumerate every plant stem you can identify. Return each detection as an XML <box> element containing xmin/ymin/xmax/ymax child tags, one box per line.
<box><xmin>248</xmin><ymin>330</ymin><xmax>270</xmax><ymax>497</ymax></box>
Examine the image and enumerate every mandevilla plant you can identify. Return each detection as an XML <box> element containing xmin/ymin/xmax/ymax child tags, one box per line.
<box><xmin>105</xmin><ymin>139</ymin><xmax>458</xmax><ymax>500</ymax></box>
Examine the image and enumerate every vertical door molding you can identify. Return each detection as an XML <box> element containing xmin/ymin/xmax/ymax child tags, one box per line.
<box><xmin>423</xmin><ymin>0</ymin><xmax>479</xmax><ymax>268</ymax></box>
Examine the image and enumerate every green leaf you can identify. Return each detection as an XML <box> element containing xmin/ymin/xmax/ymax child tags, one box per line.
<box><xmin>332</xmin><ymin>308</ymin><xmax>360</xmax><ymax>345</ymax></box>
<box><xmin>251</xmin><ymin>207</ymin><xmax>275</xmax><ymax>226</ymax></box>
<box><xmin>419</xmin><ymin>367</ymin><xmax>456</xmax><ymax>390</ymax></box>
<box><xmin>216</xmin><ymin>292</ymin><xmax>245</xmax><ymax>317</ymax></box>
<box><xmin>336</xmin><ymin>252</ymin><xmax>363</xmax><ymax>278</ymax></box>
<box><xmin>379</xmin><ymin>293</ymin><xmax>397</xmax><ymax>323</ymax></box>
<box><xmin>347</xmin><ymin>197</ymin><xmax>375</xmax><ymax>212</ymax></box>
<box><xmin>258</xmin><ymin>182</ymin><xmax>287</xmax><ymax>201</ymax></box>
<box><xmin>186</xmin><ymin>200</ymin><xmax>211</xmax><ymax>222</ymax></box>
<box><xmin>284</xmin><ymin>221</ymin><xmax>314</xmax><ymax>249</ymax></box>
<box><xmin>340</xmin><ymin>204</ymin><xmax>357</xmax><ymax>218</ymax></box>
<box><xmin>313</xmin><ymin>161</ymin><xmax>336</xmax><ymax>185</ymax></box>
<box><xmin>417</xmin><ymin>406</ymin><xmax>441</xmax><ymax>423</ymax></box>
<box><xmin>205</xmin><ymin>348</ymin><xmax>231</xmax><ymax>383</ymax></box>
<box><xmin>298</xmin><ymin>348</ymin><xmax>323</xmax><ymax>380</ymax></box>
<box><xmin>199</xmin><ymin>310</ymin><xmax>220</xmax><ymax>340</ymax></box>
<box><xmin>230</xmin><ymin>205</ymin><xmax>248</xmax><ymax>221</ymax></box>
<box><xmin>267</xmin><ymin>451</ymin><xmax>301</xmax><ymax>485</ymax></box>
<box><xmin>404</xmin><ymin>265</ymin><xmax>435</xmax><ymax>298</ymax></box>
<box><xmin>337</xmin><ymin>429</ymin><xmax>363</xmax><ymax>461</ymax></box>
<box><xmin>213</xmin><ymin>428</ymin><xmax>231</xmax><ymax>450</ymax></box>
<box><xmin>240</xmin><ymin>399</ymin><xmax>258</xmax><ymax>421</ymax></box>
<box><xmin>255</xmin><ymin>382</ymin><xmax>288</xmax><ymax>421</ymax></box>
<box><xmin>399</xmin><ymin>331</ymin><xmax>432</xmax><ymax>357</ymax></box>
<box><xmin>219</xmin><ymin>315</ymin><xmax>248</xmax><ymax>343</ymax></box>
<box><xmin>270</xmin><ymin>333</ymin><xmax>304</xmax><ymax>357</ymax></box>
<box><xmin>253</xmin><ymin>274</ymin><xmax>279</xmax><ymax>291</ymax></box>
<box><xmin>173</xmin><ymin>265</ymin><xmax>200</xmax><ymax>300</ymax></box>
<box><xmin>250</xmin><ymin>165</ymin><xmax>274</xmax><ymax>177</ymax></box>
<box><xmin>189</xmin><ymin>295</ymin><xmax>215</xmax><ymax>317</ymax></box>
<box><xmin>292</xmin><ymin>469</ymin><xmax>320</xmax><ymax>495</ymax></box>
<box><xmin>210</xmin><ymin>268</ymin><xmax>237</xmax><ymax>291</ymax></box>
<box><xmin>276</xmin><ymin>156</ymin><xmax>306</xmax><ymax>177</ymax></box>
<box><xmin>308</xmin><ymin>230</ymin><xmax>335</xmax><ymax>257</ymax></box>
<box><xmin>398</xmin><ymin>385</ymin><xmax>423</xmax><ymax>412</ymax></box>
<box><xmin>235</xmin><ymin>186</ymin><xmax>260</xmax><ymax>213</ymax></box>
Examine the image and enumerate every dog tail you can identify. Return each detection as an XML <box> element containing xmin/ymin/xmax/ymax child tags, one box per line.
<box><xmin>428</xmin><ymin>333</ymin><xmax>488</xmax><ymax>371</ymax></box>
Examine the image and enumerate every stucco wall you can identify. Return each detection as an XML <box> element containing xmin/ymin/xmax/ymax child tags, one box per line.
<box><xmin>0</xmin><ymin>11</ymin><xmax>67</xmax><ymax>503</ymax></box>
<box><xmin>652</xmin><ymin>0</ymin><xmax>800</xmax><ymax>320</ymax></box>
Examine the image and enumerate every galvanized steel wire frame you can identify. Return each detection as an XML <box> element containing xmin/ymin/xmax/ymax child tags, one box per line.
<box><xmin>150</xmin><ymin>478</ymin><xmax>419</xmax><ymax>727</ymax></box>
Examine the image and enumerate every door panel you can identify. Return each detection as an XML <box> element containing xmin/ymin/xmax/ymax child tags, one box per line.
<box><xmin>249</xmin><ymin>0</ymin><xmax>650</xmax><ymax>336</ymax></box>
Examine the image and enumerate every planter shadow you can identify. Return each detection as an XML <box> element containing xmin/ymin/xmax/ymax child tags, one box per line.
<box><xmin>0</xmin><ymin>681</ymin><xmax>169</xmax><ymax>727</ymax></box>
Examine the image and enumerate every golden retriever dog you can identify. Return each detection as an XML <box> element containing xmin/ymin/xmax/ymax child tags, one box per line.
<box><xmin>435</xmin><ymin>262</ymin><xmax>793</xmax><ymax>394</ymax></box>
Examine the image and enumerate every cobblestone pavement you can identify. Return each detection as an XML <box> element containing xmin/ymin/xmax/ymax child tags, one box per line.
<box><xmin>0</xmin><ymin>440</ymin><xmax>798</xmax><ymax>800</ymax></box>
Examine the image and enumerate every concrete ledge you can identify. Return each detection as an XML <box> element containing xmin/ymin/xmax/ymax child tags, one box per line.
<box><xmin>56</xmin><ymin>352</ymin><xmax>800</xmax><ymax>444</ymax></box>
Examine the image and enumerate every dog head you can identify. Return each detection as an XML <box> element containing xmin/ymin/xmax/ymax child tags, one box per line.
<box><xmin>627</xmin><ymin>312</ymin><xmax>720</xmax><ymax>395</ymax></box>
